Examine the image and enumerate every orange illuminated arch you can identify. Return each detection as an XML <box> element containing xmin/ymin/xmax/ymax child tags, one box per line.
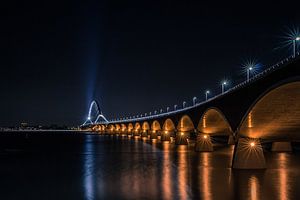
<box><xmin>115</xmin><ymin>124</ymin><xmax>121</xmax><ymax>131</ymax></box>
<box><xmin>121</xmin><ymin>124</ymin><xmax>127</xmax><ymax>131</ymax></box>
<box><xmin>162</xmin><ymin>118</ymin><xmax>176</xmax><ymax>131</ymax></box>
<box><xmin>151</xmin><ymin>120</ymin><xmax>161</xmax><ymax>131</ymax></box>
<box><xmin>177</xmin><ymin>115</ymin><xmax>194</xmax><ymax>132</ymax></box>
<box><xmin>128</xmin><ymin>123</ymin><xmax>134</xmax><ymax>132</ymax></box>
<box><xmin>198</xmin><ymin>108</ymin><xmax>233</xmax><ymax>136</ymax></box>
<box><xmin>142</xmin><ymin>122</ymin><xmax>150</xmax><ymax>131</ymax></box>
<box><xmin>134</xmin><ymin>122</ymin><xmax>141</xmax><ymax>130</ymax></box>
<box><xmin>238</xmin><ymin>81</ymin><xmax>300</xmax><ymax>139</ymax></box>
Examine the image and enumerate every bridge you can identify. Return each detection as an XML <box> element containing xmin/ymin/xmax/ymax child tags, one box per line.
<box><xmin>82</xmin><ymin>53</ymin><xmax>300</xmax><ymax>169</ymax></box>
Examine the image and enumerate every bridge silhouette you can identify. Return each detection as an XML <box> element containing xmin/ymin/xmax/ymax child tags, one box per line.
<box><xmin>82</xmin><ymin>53</ymin><xmax>300</xmax><ymax>169</ymax></box>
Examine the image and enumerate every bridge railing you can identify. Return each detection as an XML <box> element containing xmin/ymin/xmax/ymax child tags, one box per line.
<box><xmin>96</xmin><ymin>53</ymin><xmax>299</xmax><ymax>125</ymax></box>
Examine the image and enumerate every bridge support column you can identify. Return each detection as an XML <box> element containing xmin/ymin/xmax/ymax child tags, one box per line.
<box><xmin>271</xmin><ymin>142</ymin><xmax>292</xmax><ymax>152</ymax></box>
<box><xmin>141</xmin><ymin>131</ymin><xmax>148</xmax><ymax>138</ymax></box>
<box><xmin>233</xmin><ymin>138</ymin><xmax>266</xmax><ymax>169</ymax></box>
<box><xmin>228</xmin><ymin>135</ymin><xmax>235</xmax><ymax>145</ymax></box>
<box><xmin>161</xmin><ymin>131</ymin><xmax>171</xmax><ymax>142</ymax></box>
<box><xmin>175</xmin><ymin>132</ymin><xmax>188</xmax><ymax>145</ymax></box>
<box><xmin>195</xmin><ymin>134</ymin><xmax>213</xmax><ymax>152</ymax></box>
<box><xmin>133</xmin><ymin>131</ymin><xmax>140</xmax><ymax>138</ymax></box>
<box><xmin>150</xmin><ymin>131</ymin><xmax>157</xmax><ymax>140</ymax></box>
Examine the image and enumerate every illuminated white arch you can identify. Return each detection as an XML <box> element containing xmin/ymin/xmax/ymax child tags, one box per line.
<box><xmin>83</xmin><ymin>100</ymin><xmax>108</xmax><ymax>125</ymax></box>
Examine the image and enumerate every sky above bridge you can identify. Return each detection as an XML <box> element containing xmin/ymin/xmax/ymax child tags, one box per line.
<box><xmin>1</xmin><ymin>0</ymin><xmax>300</xmax><ymax>126</ymax></box>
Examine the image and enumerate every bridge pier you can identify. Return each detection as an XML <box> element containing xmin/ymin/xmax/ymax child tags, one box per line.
<box><xmin>150</xmin><ymin>131</ymin><xmax>158</xmax><ymax>140</ymax></box>
<box><xmin>228</xmin><ymin>135</ymin><xmax>235</xmax><ymax>145</ymax></box>
<box><xmin>232</xmin><ymin>138</ymin><xmax>266</xmax><ymax>169</ymax></box>
<box><xmin>195</xmin><ymin>134</ymin><xmax>213</xmax><ymax>152</ymax></box>
<box><xmin>271</xmin><ymin>142</ymin><xmax>292</xmax><ymax>152</ymax></box>
<box><xmin>141</xmin><ymin>131</ymin><xmax>148</xmax><ymax>138</ymax></box>
<box><xmin>175</xmin><ymin>132</ymin><xmax>188</xmax><ymax>145</ymax></box>
<box><xmin>161</xmin><ymin>131</ymin><xmax>171</xmax><ymax>142</ymax></box>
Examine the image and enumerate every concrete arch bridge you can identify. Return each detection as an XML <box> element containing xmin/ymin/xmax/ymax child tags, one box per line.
<box><xmin>84</xmin><ymin>56</ymin><xmax>300</xmax><ymax>169</ymax></box>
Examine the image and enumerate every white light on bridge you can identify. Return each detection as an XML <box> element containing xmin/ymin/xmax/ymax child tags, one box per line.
<box><xmin>205</xmin><ymin>90</ymin><xmax>210</xmax><ymax>101</ymax></box>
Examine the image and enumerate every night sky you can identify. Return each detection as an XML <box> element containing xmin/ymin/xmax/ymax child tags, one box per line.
<box><xmin>1</xmin><ymin>0</ymin><xmax>300</xmax><ymax>126</ymax></box>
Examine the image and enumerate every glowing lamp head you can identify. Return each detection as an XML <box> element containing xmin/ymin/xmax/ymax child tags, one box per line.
<box><xmin>203</xmin><ymin>135</ymin><xmax>208</xmax><ymax>139</ymax></box>
<box><xmin>249</xmin><ymin>66</ymin><xmax>253</xmax><ymax>71</ymax></box>
<box><xmin>250</xmin><ymin>142</ymin><xmax>255</xmax><ymax>147</ymax></box>
<box><xmin>164</xmin><ymin>131</ymin><xmax>168</xmax><ymax>134</ymax></box>
<box><xmin>296</xmin><ymin>37</ymin><xmax>300</xmax><ymax>41</ymax></box>
<box><xmin>87</xmin><ymin>117</ymin><xmax>91</xmax><ymax>120</ymax></box>
<box><xmin>206</xmin><ymin>90</ymin><xmax>210</xmax><ymax>94</ymax></box>
<box><xmin>223</xmin><ymin>81</ymin><xmax>227</xmax><ymax>85</ymax></box>
<box><xmin>181</xmin><ymin>132</ymin><xmax>184</xmax><ymax>136</ymax></box>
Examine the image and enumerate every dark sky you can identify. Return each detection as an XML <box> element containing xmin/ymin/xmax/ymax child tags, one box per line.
<box><xmin>1</xmin><ymin>0</ymin><xmax>300</xmax><ymax>126</ymax></box>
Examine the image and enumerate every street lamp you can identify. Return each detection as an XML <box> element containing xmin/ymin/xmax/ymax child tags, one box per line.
<box><xmin>222</xmin><ymin>81</ymin><xmax>227</xmax><ymax>93</ymax></box>
<box><xmin>205</xmin><ymin>90</ymin><xmax>210</xmax><ymax>101</ymax></box>
<box><xmin>293</xmin><ymin>36</ymin><xmax>300</xmax><ymax>57</ymax></box>
<box><xmin>247</xmin><ymin>66</ymin><xmax>253</xmax><ymax>81</ymax></box>
<box><xmin>183</xmin><ymin>101</ymin><xmax>186</xmax><ymax>108</ymax></box>
<box><xmin>193</xmin><ymin>97</ymin><xmax>197</xmax><ymax>106</ymax></box>
<box><xmin>167</xmin><ymin>107</ymin><xmax>169</xmax><ymax>112</ymax></box>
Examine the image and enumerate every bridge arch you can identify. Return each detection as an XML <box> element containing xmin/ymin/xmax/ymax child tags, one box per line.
<box><xmin>238</xmin><ymin>81</ymin><xmax>300</xmax><ymax>139</ymax></box>
<box><xmin>115</xmin><ymin>124</ymin><xmax>121</xmax><ymax>131</ymax></box>
<box><xmin>134</xmin><ymin>122</ymin><xmax>141</xmax><ymax>131</ymax></box>
<box><xmin>108</xmin><ymin>124</ymin><xmax>115</xmax><ymax>132</ymax></box>
<box><xmin>121</xmin><ymin>124</ymin><xmax>127</xmax><ymax>131</ymax></box>
<box><xmin>142</xmin><ymin>122</ymin><xmax>150</xmax><ymax>131</ymax></box>
<box><xmin>177</xmin><ymin>115</ymin><xmax>194</xmax><ymax>132</ymax></box>
<box><xmin>197</xmin><ymin>108</ymin><xmax>233</xmax><ymax>136</ymax></box>
<box><xmin>151</xmin><ymin>120</ymin><xmax>161</xmax><ymax>131</ymax></box>
<box><xmin>127</xmin><ymin>123</ymin><xmax>134</xmax><ymax>132</ymax></box>
<box><xmin>162</xmin><ymin>118</ymin><xmax>176</xmax><ymax>132</ymax></box>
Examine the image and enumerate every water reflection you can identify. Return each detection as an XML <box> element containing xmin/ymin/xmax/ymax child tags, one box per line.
<box><xmin>248</xmin><ymin>175</ymin><xmax>260</xmax><ymax>200</ymax></box>
<box><xmin>199</xmin><ymin>153</ymin><xmax>212</xmax><ymax>200</ymax></box>
<box><xmin>177</xmin><ymin>145</ymin><xmax>190</xmax><ymax>200</ymax></box>
<box><xmin>276</xmin><ymin>153</ymin><xmax>290</xmax><ymax>200</ymax></box>
<box><xmin>161</xmin><ymin>142</ymin><xmax>173</xmax><ymax>200</ymax></box>
<box><xmin>83</xmin><ymin>135</ymin><xmax>96</xmax><ymax>200</ymax></box>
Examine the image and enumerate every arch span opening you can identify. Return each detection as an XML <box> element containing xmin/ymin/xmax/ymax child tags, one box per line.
<box><xmin>197</xmin><ymin>108</ymin><xmax>233</xmax><ymax>136</ymax></box>
<box><xmin>151</xmin><ymin>120</ymin><xmax>161</xmax><ymax>131</ymax></box>
<box><xmin>162</xmin><ymin>119</ymin><xmax>176</xmax><ymax>132</ymax></box>
<box><xmin>238</xmin><ymin>81</ymin><xmax>300</xmax><ymax>139</ymax></box>
<box><xmin>142</xmin><ymin>122</ymin><xmax>150</xmax><ymax>131</ymax></box>
<box><xmin>177</xmin><ymin>115</ymin><xmax>194</xmax><ymax>132</ymax></box>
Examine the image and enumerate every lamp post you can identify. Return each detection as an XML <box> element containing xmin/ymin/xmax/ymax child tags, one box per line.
<box><xmin>167</xmin><ymin>107</ymin><xmax>169</xmax><ymax>112</ymax></box>
<box><xmin>193</xmin><ymin>97</ymin><xmax>197</xmax><ymax>106</ymax></box>
<box><xmin>205</xmin><ymin>90</ymin><xmax>210</xmax><ymax>101</ymax></box>
<box><xmin>247</xmin><ymin>66</ymin><xmax>253</xmax><ymax>81</ymax></box>
<box><xmin>222</xmin><ymin>81</ymin><xmax>227</xmax><ymax>94</ymax></box>
<box><xmin>183</xmin><ymin>101</ymin><xmax>186</xmax><ymax>108</ymax></box>
<box><xmin>293</xmin><ymin>37</ymin><xmax>300</xmax><ymax>58</ymax></box>
<box><xmin>174</xmin><ymin>104</ymin><xmax>177</xmax><ymax>111</ymax></box>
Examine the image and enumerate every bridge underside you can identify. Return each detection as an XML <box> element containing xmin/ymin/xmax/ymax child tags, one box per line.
<box><xmin>238</xmin><ymin>81</ymin><xmax>300</xmax><ymax>140</ymax></box>
<box><xmin>197</xmin><ymin>108</ymin><xmax>233</xmax><ymax>136</ymax></box>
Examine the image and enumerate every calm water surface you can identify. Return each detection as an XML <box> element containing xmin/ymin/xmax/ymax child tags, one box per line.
<box><xmin>0</xmin><ymin>132</ymin><xmax>300</xmax><ymax>200</ymax></box>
